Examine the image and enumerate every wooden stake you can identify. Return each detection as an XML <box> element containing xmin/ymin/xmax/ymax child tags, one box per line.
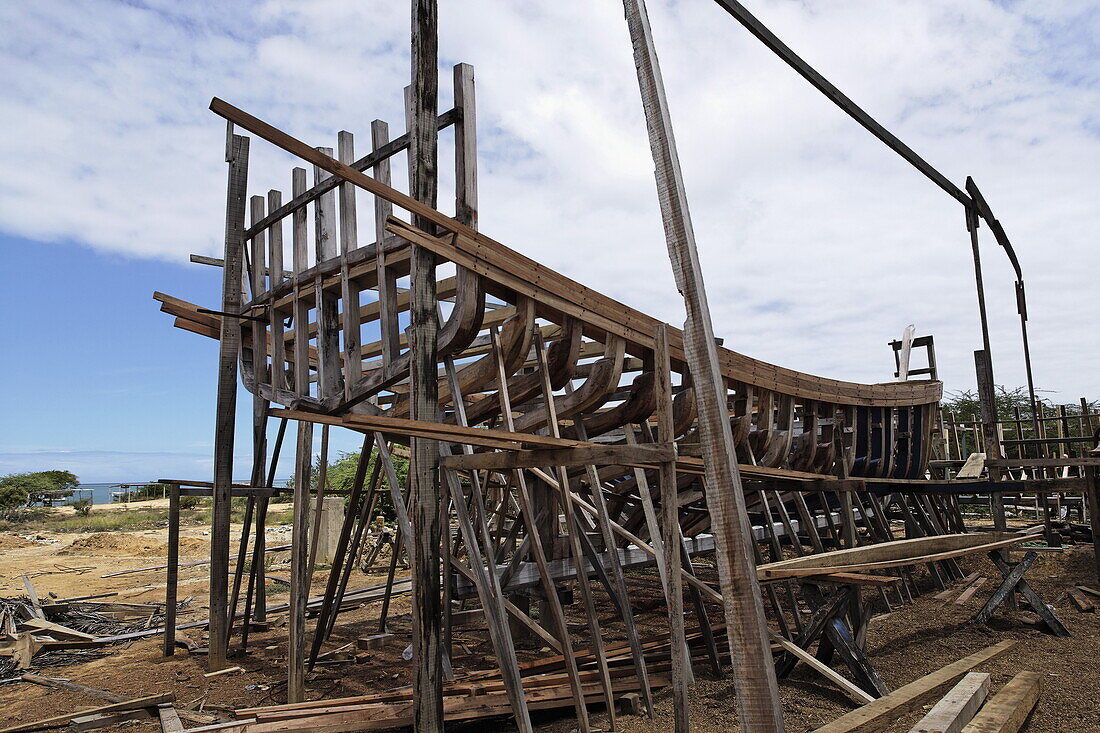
<box><xmin>621</xmin><ymin>1</ymin><xmax>784</xmax><ymax>729</ymax></box>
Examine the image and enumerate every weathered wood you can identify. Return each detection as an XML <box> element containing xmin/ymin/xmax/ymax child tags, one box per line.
<box><xmin>408</xmin><ymin>3</ymin><xmax>443</xmax><ymax>731</ymax></box>
<box><xmin>909</xmin><ymin>672</ymin><xmax>990</xmax><ymax>733</ymax></box>
<box><xmin>440</xmin><ymin>442</ymin><xmax>675</xmax><ymax>471</ymax></box>
<box><xmin>488</xmin><ymin>328</ymin><xmax>593</xmax><ymax>732</ymax></box>
<box><xmin>959</xmin><ymin>671</ymin><xmax>1040</xmax><ymax>733</ymax></box>
<box><xmin>655</xmin><ymin>324</ymin><xmax>690</xmax><ymax>731</ymax></box>
<box><xmin>158</xmin><ymin>704</ymin><xmax>186</xmax><ymax>733</ymax></box>
<box><xmin>770</xmin><ymin>632</ymin><xmax>874</xmax><ymax>706</ymax></box>
<box><xmin>760</xmin><ymin>533</ymin><xmax>1033</xmax><ymax>579</ymax></box>
<box><xmin>163</xmin><ymin>483</ymin><xmax>180</xmax><ymax>656</ymax></box>
<box><xmin>1086</xmin><ymin>467</ymin><xmax>1100</xmax><ymax>584</ymax></box>
<box><xmin>288</xmin><ymin>420</ymin><xmax>313</xmax><ymax>703</ymax></box>
<box><xmin>209</xmin><ymin>133</ymin><xmax>249</xmax><ymax>672</ymax></box>
<box><xmin>808</xmin><ymin>641</ymin><xmax>1015</xmax><ymax>733</ymax></box>
<box><xmin>19</xmin><ymin>674</ymin><xmax>125</xmax><ymax>703</ymax></box>
<box><xmin>534</xmin><ymin>335</ymin><xmax>618</xmax><ymax>729</ymax></box>
<box><xmin>0</xmin><ymin>693</ymin><xmax>174</xmax><ymax>733</ymax></box>
<box><xmin>337</xmin><ymin>131</ymin><xmax>362</xmax><ymax>396</ymax></box>
<box><xmin>981</xmin><ymin>551</ymin><xmax>1068</xmax><ymax>636</ymax></box>
<box><xmin>208</xmin><ymin>99</ymin><xmax>943</xmax><ymax>409</ymax></box>
<box><xmin>621</xmin><ymin>2</ymin><xmax>784</xmax><ymax>729</ymax></box>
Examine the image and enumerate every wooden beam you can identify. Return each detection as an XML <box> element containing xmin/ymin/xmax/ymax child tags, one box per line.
<box><xmin>622</xmin><ymin>1</ymin><xmax>784</xmax><ymax>730</ymax></box>
<box><xmin>809</xmin><ymin>641</ymin><xmax>1016</xmax><ymax>733</ymax></box>
<box><xmin>770</xmin><ymin>632</ymin><xmax>875</xmax><ymax>706</ymax></box>
<box><xmin>908</xmin><ymin>672</ymin><xmax>990</xmax><ymax>733</ymax></box>
<box><xmin>711</xmin><ymin>0</ymin><xmax>970</xmax><ymax>207</ymax></box>
<box><xmin>0</xmin><ymin>693</ymin><xmax>174</xmax><ymax>733</ymax></box>
<box><xmin>959</xmin><ymin>671</ymin><xmax>1040</xmax><ymax>733</ymax></box>
<box><xmin>439</xmin><ymin>442</ymin><xmax>676</xmax><ymax>471</ymax></box>
<box><xmin>208</xmin><ymin>133</ymin><xmax>249</xmax><ymax>672</ymax></box>
<box><xmin>408</xmin><ymin>3</ymin><xmax>444</xmax><ymax>731</ymax></box>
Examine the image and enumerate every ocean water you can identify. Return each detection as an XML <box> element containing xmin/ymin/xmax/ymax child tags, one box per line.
<box><xmin>69</xmin><ymin>479</ymin><xmax>292</xmax><ymax>505</ymax></box>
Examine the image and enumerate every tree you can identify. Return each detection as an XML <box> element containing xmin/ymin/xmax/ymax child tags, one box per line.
<box><xmin>0</xmin><ymin>470</ymin><xmax>81</xmax><ymax>508</ymax></box>
<box><xmin>288</xmin><ymin>449</ymin><xmax>409</xmax><ymax>521</ymax></box>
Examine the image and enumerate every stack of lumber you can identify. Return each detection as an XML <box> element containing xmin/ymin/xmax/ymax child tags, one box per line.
<box><xmin>234</xmin><ymin>628</ymin><xmax>726</xmax><ymax>731</ymax></box>
<box><xmin>809</xmin><ymin>641</ymin><xmax>1036</xmax><ymax>733</ymax></box>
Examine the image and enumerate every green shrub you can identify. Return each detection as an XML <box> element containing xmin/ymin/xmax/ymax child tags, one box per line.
<box><xmin>178</xmin><ymin>495</ymin><xmax>201</xmax><ymax>511</ymax></box>
<box><xmin>72</xmin><ymin>499</ymin><xmax>93</xmax><ymax>516</ymax></box>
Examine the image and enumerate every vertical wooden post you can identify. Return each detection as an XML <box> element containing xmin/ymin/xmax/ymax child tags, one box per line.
<box><xmin>1086</xmin><ymin>467</ymin><xmax>1100</xmax><ymax>584</ymax></box>
<box><xmin>656</xmin><ymin>325</ymin><xmax>690</xmax><ymax>732</ymax></box>
<box><xmin>975</xmin><ymin>350</ymin><xmax>1006</xmax><ymax>532</ymax></box>
<box><xmin>409</xmin><ymin>2</ymin><xmax>443</xmax><ymax>730</ymax></box>
<box><xmin>371</xmin><ymin>120</ymin><xmax>399</xmax><ymax>368</ymax></box>
<box><xmin>209</xmin><ymin>132</ymin><xmax>249</xmax><ymax>672</ymax></box>
<box><xmin>621</xmin><ymin>2</ymin><xmax>785</xmax><ymax>729</ymax></box>
<box><xmin>288</xmin><ymin>420</ymin><xmax>313</xmax><ymax>703</ymax></box>
<box><xmin>163</xmin><ymin>483</ymin><xmax>180</xmax><ymax>657</ymax></box>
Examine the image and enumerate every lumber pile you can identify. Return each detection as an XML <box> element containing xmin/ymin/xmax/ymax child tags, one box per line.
<box><xmin>234</xmin><ymin>628</ymin><xmax>723</xmax><ymax>731</ymax></box>
<box><xmin>0</xmin><ymin>579</ymin><xmax>181</xmax><ymax>672</ymax></box>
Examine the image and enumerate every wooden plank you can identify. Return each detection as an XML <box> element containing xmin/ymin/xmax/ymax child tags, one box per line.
<box><xmin>809</xmin><ymin>641</ymin><xmax>1016</xmax><ymax>733</ymax></box>
<box><xmin>157</xmin><ymin>705</ymin><xmax>185</xmax><ymax>733</ymax></box>
<box><xmin>487</xmin><ymin>328</ymin><xmax>593</xmax><ymax>732</ymax></box>
<box><xmin>19</xmin><ymin>674</ymin><xmax>125</xmax><ymax>703</ymax></box>
<box><xmin>209</xmin><ymin>133</ymin><xmax>249</xmax><ymax>672</ymax></box>
<box><xmin>656</xmin><ymin>324</ymin><xmax>690</xmax><ymax>731</ymax></box>
<box><xmin>621</xmin><ymin>2</ymin><xmax>783</xmax><ymax>728</ymax></box>
<box><xmin>770</xmin><ymin>631</ymin><xmax>875</xmax><ymax>706</ymax></box>
<box><xmin>69</xmin><ymin>709</ymin><xmax>153</xmax><ymax>731</ymax></box>
<box><xmin>954</xmin><ymin>578</ymin><xmax>988</xmax><ymax>605</ymax></box>
<box><xmin>956</xmin><ymin>454</ymin><xmax>986</xmax><ymax>479</ymax></box>
<box><xmin>21</xmin><ymin>577</ymin><xmax>44</xmax><ymax>620</ymax></box>
<box><xmin>959</xmin><ymin>671</ymin><xmax>1040</xmax><ymax>733</ymax></box>
<box><xmin>759</xmin><ymin>532</ymin><xmax>1034</xmax><ymax>579</ymax></box>
<box><xmin>533</xmin><ymin>335</ymin><xmax>617</xmax><ymax>729</ymax></box>
<box><xmin>371</xmin><ymin>119</ymin><xmax>399</xmax><ymax>369</ymax></box>
<box><xmin>908</xmin><ymin>672</ymin><xmax>990</xmax><ymax>733</ymax></box>
<box><xmin>439</xmin><ymin>442</ymin><xmax>675</xmax><ymax>471</ymax></box>
<box><xmin>336</xmin><ymin>131</ymin><xmax>362</xmax><ymax>397</ymax></box>
<box><xmin>19</xmin><ymin>619</ymin><xmax>97</xmax><ymax>641</ymax></box>
<box><xmin>311</xmin><ymin>150</ymin><xmax>343</xmax><ymax>400</ymax></box>
<box><xmin>0</xmin><ymin>693</ymin><xmax>173</xmax><ymax>733</ymax></box>
<box><xmin>1067</xmin><ymin>588</ymin><xmax>1094</xmax><ymax>612</ymax></box>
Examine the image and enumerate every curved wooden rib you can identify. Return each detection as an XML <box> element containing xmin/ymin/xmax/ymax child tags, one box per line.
<box><xmin>463</xmin><ymin>316</ymin><xmax>581</xmax><ymax>427</ymax></box>
<box><xmin>343</xmin><ymin>267</ymin><xmax>486</xmax><ymax>414</ymax></box>
<box><xmin>671</xmin><ymin>387</ymin><xmax>696</xmax><ymax>440</ymax></box>
<box><xmin>564</xmin><ymin>371</ymin><xmax>655</xmax><ymax>440</ymax></box>
<box><xmin>512</xmin><ymin>336</ymin><xmax>626</xmax><ymax>434</ymax></box>
<box><xmin>441</xmin><ymin>295</ymin><xmax>537</xmax><ymax>414</ymax></box>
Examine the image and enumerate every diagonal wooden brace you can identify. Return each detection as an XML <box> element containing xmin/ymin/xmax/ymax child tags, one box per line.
<box><xmin>975</xmin><ymin>550</ymin><xmax>1070</xmax><ymax>636</ymax></box>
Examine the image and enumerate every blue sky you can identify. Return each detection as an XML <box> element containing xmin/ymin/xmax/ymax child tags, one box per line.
<box><xmin>1</xmin><ymin>1</ymin><xmax>1098</xmax><ymax>482</ymax></box>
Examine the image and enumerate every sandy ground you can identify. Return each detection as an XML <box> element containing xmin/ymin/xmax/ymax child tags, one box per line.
<box><xmin>0</xmin><ymin>516</ymin><xmax>1097</xmax><ymax>732</ymax></box>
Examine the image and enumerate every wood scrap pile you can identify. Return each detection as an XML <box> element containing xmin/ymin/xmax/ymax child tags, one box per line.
<box><xmin>0</xmin><ymin>579</ymin><xmax>190</xmax><ymax>676</ymax></box>
<box><xmin>232</xmin><ymin>627</ymin><xmax>726</xmax><ymax>732</ymax></box>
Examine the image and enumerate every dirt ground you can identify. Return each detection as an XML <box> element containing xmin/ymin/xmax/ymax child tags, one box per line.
<box><xmin>0</xmin><ymin>507</ymin><xmax>1097</xmax><ymax>732</ymax></box>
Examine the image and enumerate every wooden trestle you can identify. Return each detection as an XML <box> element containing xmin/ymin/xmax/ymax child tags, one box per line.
<box><xmin>148</xmin><ymin>6</ymin><xmax>1100</xmax><ymax>730</ymax></box>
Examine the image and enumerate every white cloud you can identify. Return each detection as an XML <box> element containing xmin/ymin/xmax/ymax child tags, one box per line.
<box><xmin>1</xmin><ymin>0</ymin><xmax>1097</xmax><ymax>399</ymax></box>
